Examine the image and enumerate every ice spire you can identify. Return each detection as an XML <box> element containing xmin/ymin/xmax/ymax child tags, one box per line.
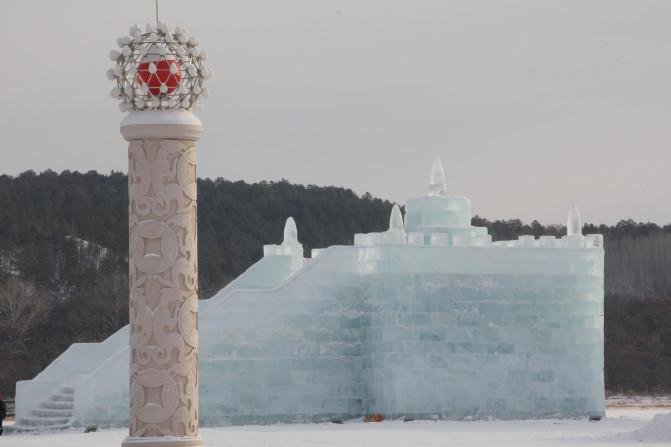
<box><xmin>283</xmin><ymin>217</ymin><xmax>298</xmax><ymax>243</ymax></box>
<box><xmin>567</xmin><ymin>204</ymin><xmax>582</xmax><ymax>236</ymax></box>
<box><xmin>389</xmin><ymin>204</ymin><xmax>404</xmax><ymax>232</ymax></box>
<box><xmin>428</xmin><ymin>157</ymin><xmax>447</xmax><ymax>196</ymax></box>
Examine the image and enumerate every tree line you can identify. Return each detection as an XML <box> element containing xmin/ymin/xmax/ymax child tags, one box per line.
<box><xmin>0</xmin><ymin>170</ymin><xmax>669</xmax><ymax>397</ymax></box>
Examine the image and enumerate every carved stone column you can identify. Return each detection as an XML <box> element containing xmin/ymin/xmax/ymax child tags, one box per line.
<box><xmin>121</xmin><ymin>111</ymin><xmax>203</xmax><ymax>447</ymax></box>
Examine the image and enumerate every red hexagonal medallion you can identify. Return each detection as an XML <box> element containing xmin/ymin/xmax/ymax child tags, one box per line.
<box><xmin>137</xmin><ymin>59</ymin><xmax>182</xmax><ymax>96</ymax></box>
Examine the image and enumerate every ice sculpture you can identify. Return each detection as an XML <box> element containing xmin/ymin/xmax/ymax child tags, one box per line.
<box><xmin>284</xmin><ymin>216</ymin><xmax>298</xmax><ymax>242</ymax></box>
<box><xmin>389</xmin><ymin>204</ymin><xmax>404</xmax><ymax>232</ymax></box>
<box><xmin>15</xmin><ymin>159</ymin><xmax>605</xmax><ymax>428</ymax></box>
<box><xmin>428</xmin><ymin>157</ymin><xmax>447</xmax><ymax>196</ymax></box>
<box><xmin>567</xmin><ymin>203</ymin><xmax>582</xmax><ymax>236</ymax></box>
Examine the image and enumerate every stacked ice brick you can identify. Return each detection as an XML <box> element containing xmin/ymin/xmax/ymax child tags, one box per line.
<box><xmin>351</xmin><ymin>159</ymin><xmax>603</xmax><ymax>419</ymax></box>
<box><xmin>199</xmin><ymin>158</ymin><xmax>604</xmax><ymax>422</ymax></box>
<box><xmin>16</xmin><ymin>158</ymin><xmax>604</xmax><ymax>426</ymax></box>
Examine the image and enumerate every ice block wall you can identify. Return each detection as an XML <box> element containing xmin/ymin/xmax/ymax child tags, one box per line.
<box><xmin>16</xmin><ymin>231</ymin><xmax>605</xmax><ymax>426</ymax></box>
<box><xmin>15</xmin><ymin>159</ymin><xmax>605</xmax><ymax>426</ymax></box>
<box><xmin>197</xmin><ymin>239</ymin><xmax>603</xmax><ymax>424</ymax></box>
<box><xmin>199</xmin><ymin>247</ymin><xmax>367</xmax><ymax>424</ymax></box>
<box><xmin>361</xmin><ymin>246</ymin><xmax>604</xmax><ymax>419</ymax></box>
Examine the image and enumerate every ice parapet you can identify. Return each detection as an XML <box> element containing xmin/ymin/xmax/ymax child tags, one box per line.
<box><xmin>16</xmin><ymin>158</ymin><xmax>605</xmax><ymax>427</ymax></box>
<box><xmin>263</xmin><ymin>217</ymin><xmax>303</xmax><ymax>256</ymax></box>
<box><xmin>355</xmin><ymin>205</ymin><xmax>406</xmax><ymax>246</ymax></box>
<box><xmin>262</xmin><ymin>216</ymin><xmax>304</xmax><ymax>273</ymax></box>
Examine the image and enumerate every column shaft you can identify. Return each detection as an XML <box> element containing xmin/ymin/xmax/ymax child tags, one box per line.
<box><xmin>122</xmin><ymin>113</ymin><xmax>203</xmax><ymax>447</ymax></box>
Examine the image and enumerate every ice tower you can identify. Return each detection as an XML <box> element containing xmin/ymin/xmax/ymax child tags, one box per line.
<box><xmin>15</xmin><ymin>160</ymin><xmax>605</xmax><ymax>427</ymax></box>
<box><xmin>405</xmin><ymin>158</ymin><xmax>490</xmax><ymax>246</ymax></box>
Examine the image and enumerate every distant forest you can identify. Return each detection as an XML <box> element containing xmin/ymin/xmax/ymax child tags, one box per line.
<box><xmin>0</xmin><ymin>170</ymin><xmax>670</xmax><ymax>397</ymax></box>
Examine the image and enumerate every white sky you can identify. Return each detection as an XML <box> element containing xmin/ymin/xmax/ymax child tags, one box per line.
<box><xmin>1</xmin><ymin>1</ymin><xmax>670</xmax><ymax>224</ymax></box>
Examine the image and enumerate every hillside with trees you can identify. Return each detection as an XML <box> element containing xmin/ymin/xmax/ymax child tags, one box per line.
<box><xmin>0</xmin><ymin>171</ymin><xmax>670</xmax><ymax>397</ymax></box>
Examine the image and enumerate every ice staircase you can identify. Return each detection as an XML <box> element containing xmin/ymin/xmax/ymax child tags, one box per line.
<box><xmin>13</xmin><ymin>387</ymin><xmax>75</xmax><ymax>431</ymax></box>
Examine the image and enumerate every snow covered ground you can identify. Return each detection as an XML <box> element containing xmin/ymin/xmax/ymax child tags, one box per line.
<box><xmin>4</xmin><ymin>405</ymin><xmax>670</xmax><ymax>446</ymax></box>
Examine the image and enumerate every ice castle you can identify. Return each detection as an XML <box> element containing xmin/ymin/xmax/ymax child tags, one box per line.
<box><xmin>15</xmin><ymin>159</ymin><xmax>605</xmax><ymax>428</ymax></box>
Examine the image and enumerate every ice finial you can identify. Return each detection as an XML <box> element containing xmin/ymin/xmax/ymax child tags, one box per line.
<box><xmin>428</xmin><ymin>157</ymin><xmax>447</xmax><ymax>196</ymax></box>
<box><xmin>389</xmin><ymin>204</ymin><xmax>404</xmax><ymax>232</ymax></box>
<box><xmin>283</xmin><ymin>217</ymin><xmax>298</xmax><ymax>243</ymax></box>
<box><xmin>567</xmin><ymin>204</ymin><xmax>582</xmax><ymax>236</ymax></box>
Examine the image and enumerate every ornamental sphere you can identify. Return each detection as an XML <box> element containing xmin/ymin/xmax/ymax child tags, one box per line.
<box><xmin>108</xmin><ymin>22</ymin><xmax>210</xmax><ymax>111</ymax></box>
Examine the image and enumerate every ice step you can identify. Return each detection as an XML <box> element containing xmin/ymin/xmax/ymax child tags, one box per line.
<box><xmin>51</xmin><ymin>394</ymin><xmax>74</xmax><ymax>402</ymax></box>
<box><xmin>40</xmin><ymin>401</ymin><xmax>73</xmax><ymax>410</ymax></box>
<box><xmin>9</xmin><ymin>423</ymin><xmax>72</xmax><ymax>433</ymax></box>
<box><xmin>31</xmin><ymin>408</ymin><xmax>73</xmax><ymax>418</ymax></box>
<box><xmin>17</xmin><ymin>417</ymin><xmax>71</xmax><ymax>427</ymax></box>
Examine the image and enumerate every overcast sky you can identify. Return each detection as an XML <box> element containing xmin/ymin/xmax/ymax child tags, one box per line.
<box><xmin>1</xmin><ymin>1</ymin><xmax>670</xmax><ymax>224</ymax></box>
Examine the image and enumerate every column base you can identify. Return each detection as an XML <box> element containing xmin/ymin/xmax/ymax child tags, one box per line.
<box><xmin>122</xmin><ymin>436</ymin><xmax>203</xmax><ymax>447</ymax></box>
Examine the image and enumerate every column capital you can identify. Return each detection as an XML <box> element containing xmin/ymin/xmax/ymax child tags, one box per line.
<box><xmin>121</xmin><ymin>111</ymin><xmax>203</xmax><ymax>141</ymax></box>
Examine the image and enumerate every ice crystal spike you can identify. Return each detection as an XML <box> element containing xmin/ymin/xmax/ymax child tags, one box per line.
<box><xmin>389</xmin><ymin>204</ymin><xmax>404</xmax><ymax>232</ymax></box>
<box><xmin>567</xmin><ymin>204</ymin><xmax>582</xmax><ymax>236</ymax></box>
<box><xmin>283</xmin><ymin>217</ymin><xmax>298</xmax><ymax>243</ymax></box>
<box><xmin>428</xmin><ymin>157</ymin><xmax>447</xmax><ymax>196</ymax></box>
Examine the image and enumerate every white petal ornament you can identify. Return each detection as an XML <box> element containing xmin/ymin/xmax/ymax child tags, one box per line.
<box><xmin>117</xmin><ymin>36</ymin><xmax>131</xmax><ymax>47</ymax></box>
<box><xmin>159</xmin><ymin>22</ymin><xmax>171</xmax><ymax>35</ymax></box>
<box><xmin>130</xmin><ymin>24</ymin><xmax>142</xmax><ymax>38</ymax></box>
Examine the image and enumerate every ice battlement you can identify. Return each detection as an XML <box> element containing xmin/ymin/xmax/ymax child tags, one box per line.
<box><xmin>314</xmin><ymin>158</ymin><xmax>604</xmax><ymax>252</ymax></box>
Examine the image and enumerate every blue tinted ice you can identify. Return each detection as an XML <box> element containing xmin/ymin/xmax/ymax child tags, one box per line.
<box><xmin>15</xmin><ymin>160</ymin><xmax>605</xmax><ymax>427</ymax></box>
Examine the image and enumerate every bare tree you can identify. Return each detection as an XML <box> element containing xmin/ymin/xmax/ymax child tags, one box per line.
<box><xmin>0</xmin><ymin>278</ymin><xmax>51</xmax><ymax>337</ymax></box>
<box><xmin>92</xmin><ymin>272</ymin><xmax>128</xmax><ymax>338</ymax></box>
<box><xmin>0</xmin><ymin>277</ymin><xmax>52</xmax><ymax>356</ymax></box>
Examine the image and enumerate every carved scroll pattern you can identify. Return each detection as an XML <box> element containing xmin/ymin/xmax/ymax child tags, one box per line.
<box><xmin>128</xmin><ymin>138</ymin><xmax>199</xmax><ymax>438</ymax></box>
